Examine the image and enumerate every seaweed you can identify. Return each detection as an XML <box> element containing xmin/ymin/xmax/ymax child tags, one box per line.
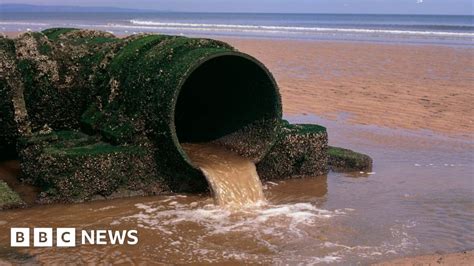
<box><xmin>0</xmin><ymin>181</ymin><xmax>25</xmax><ymax>210</ymax></box>
<box><xmin>42</xmin><ymin>28</ymin><xmax>77</xmax><ymax>40</ymax></box>
<box><xmin>328</xmin><ymin>146</ymin><xmax>372</xmax><ymax>172</ymax></box>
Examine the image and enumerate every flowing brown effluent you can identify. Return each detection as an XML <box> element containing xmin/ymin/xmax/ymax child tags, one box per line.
<box><xmin>181</xmin><ymin>143</ymin><xmax>265</xmax><ymax>207</ymax></box>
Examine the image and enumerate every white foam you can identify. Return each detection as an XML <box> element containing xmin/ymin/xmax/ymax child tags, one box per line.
<box><xmin>304</xmin><ymin>255</ymin><xmax>342</xmax><ymax>264</ymax></box>
<box><xmin>116</xmin><ymin>199</ymin><xmax>421</xmax><ymax>263</ymax></box>
<box><xmin>122</xmin><ymin>201</ymin><xmax>344</xmax><ymax>238</ymax></box>
<box><xmin>128</xmin><ymin>19</ymin><xmax>474</xmax><ymax>38</ymax></box>
<box><xmin>94</xmin><ymin>205</ymin><xmax>116</xmax><ymax>211</ymax></box>
<box><xmin>0</xmin><ymin>21</ymin><xmax>49</xmax><ymax>26</ymax></box>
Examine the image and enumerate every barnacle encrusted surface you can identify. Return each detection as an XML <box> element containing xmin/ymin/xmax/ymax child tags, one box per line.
<box><xmin>328</xmin><ymin>146</ymin><xmax>373</xmax><ymax>172</ymax></box>
<box><xmin>0</xmin><ymin>180</ymin><xmax>25</xmax><ymax>210</ymax></box>
<box><xmin>1</xmin><ymin>29</ymin><xmax>289</xmax><ymax>201</ymax></box>
<box><xmin>18</xmin><ymin>131</ymin><xmax>165</xmax><ymax>203</ymax></box>
<box><xmin>0</xmin><ymin>37</ymin><xmax>31</xmax><ymax>145</ymax></box>
<box><xmin>2</xmin><ymin>28</ymin><xmax>370</xmax><ymax>205</ymax></box>
<box><xmin>257</xmin><ymin>121</ymin><xmax>328</xmax><ymax>180</ymax></box>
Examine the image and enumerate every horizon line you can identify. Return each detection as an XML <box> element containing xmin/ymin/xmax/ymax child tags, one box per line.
<box><xmin>1</xmin><ymin>3</ymin><xmax>472</xmax><ymax>16</ymax></box>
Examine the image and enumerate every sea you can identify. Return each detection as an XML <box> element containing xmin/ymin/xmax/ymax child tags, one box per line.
<box><xmin>1</xmin><ymin>12</ymin><xmax>473</xmax><ymax>45</ymax></box>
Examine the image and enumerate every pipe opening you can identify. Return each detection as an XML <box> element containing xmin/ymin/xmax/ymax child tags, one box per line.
<box><xmin>174</xmin><ymin>54</ymin><xmax>281</xmax><ymax>161</ymax></box>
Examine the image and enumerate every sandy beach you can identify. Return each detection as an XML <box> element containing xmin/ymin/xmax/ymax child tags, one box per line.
<box><xmin>2</xmin><ymin>30</ymin><xmax>473</xmax><ymax>264</ymax></box>
<box><xmin>374</xmin><ymin>250</ymin><xmax>474</xmax><ymax>265</ymax></box>
<box><xmin>224</xmin><ymin>38</ymin><xmax>474</xmax><ymax>138</ymax></box>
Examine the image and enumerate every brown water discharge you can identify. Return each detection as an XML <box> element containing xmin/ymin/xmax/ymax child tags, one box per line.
<box><xmin>181</xmin><ymin>143</ymin><xmax>265</xmax><ymax>207</ymax></box>
<box><xmin>0</xmin><ymin>118</ymin><xmax>473</xmax><ymax>264</ymax></box>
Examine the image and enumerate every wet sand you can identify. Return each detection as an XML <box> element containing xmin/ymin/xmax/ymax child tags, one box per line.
<box><xmin>228</xmin><ymin>40</ymin><xmax>473</xmax><ymax>266</ymax></box>
<box><xmin>238</xmin><ymin>40</ymin><xmax>472</xmax><ymax>266</ymax></box>
<box><xmin>374</xmin><ymin>250</ymin><xmax>474</xmax><ymax>265</ymax></box>
<box><xmin>289</xmin><ymin>114</ymin><xmax>474</xmax><ymax>265</ymax></box>
<box><xmin>223</xmin><ymin>38</ymin><xmax>474</xmax><ymax>138</ymax></box>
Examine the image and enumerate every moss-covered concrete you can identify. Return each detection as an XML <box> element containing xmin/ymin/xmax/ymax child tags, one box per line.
<box><xmin>18</xmin><ymin>131</ymin><xmax>166</xmax><ymax>203</ymax></box>
<box><xmin>328</xmin><ymin>146</ymin><xmax>373</xmax><ymax>172</ymax></box>
<box><xmin>0</xmin><ymin>37</ymin><xmax>31</xmax><ymax>145</ymax></box>
<box><xmin>81</xmin><ymin>35</ymin><xmax>282</xmax><ymax>192</ymax></box>
<box><xmin>1</xmin><ymin>29</ymin><xmax>358</xmax><ymax>204</ymax></box>
<box><xmin>1</xmin><ymin>29</ymin><xmax>283</xmax><ymax>196</ymax></box>
<box><xmin>0</xmin><ymin>181</ymin><xmax>25</xmax><ymax>210</ymax></box>
<box><xmin>257</xmin><ymin>121</ymin><xmax>328</xmax><ymax>180</ymax></box>
<box><xmin>1</xmin><ymin>30</ymin><xmax>119</xmax><ymax>136</ymax></box>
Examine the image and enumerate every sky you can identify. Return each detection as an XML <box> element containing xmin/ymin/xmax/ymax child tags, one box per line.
<box><xmin>3</xmin><ymin>0</ymin><xmax>474</xmax><ymax>15</ymax></box>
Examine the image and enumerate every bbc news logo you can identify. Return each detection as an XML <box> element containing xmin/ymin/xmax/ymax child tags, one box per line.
<box><xmin>11</xmin><ymin>228</ymin><xmax>138</xmax><ymax>247</ymax></box>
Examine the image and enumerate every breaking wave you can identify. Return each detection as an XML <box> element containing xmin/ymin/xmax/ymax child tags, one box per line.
<box><xmin>129</xmin><ymin>19</ymin><xmax>474</xmax><ymax>38</ymax></box>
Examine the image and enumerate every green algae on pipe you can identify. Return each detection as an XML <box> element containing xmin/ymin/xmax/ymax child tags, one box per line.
<box><xmin>1</xmin><ymin>29</ymin><xmax>283</xmax><ymax>193</ymax></box>
<box><xmin>257</xmin><ymin>121</ymin><xmax>328</xmax><ymax>180</ymax></box>
<box><xmin>0</xmin><ymin>37</ymin><xmax>31</xmax><ymax>147</ymax></box>
<box><xmin>0</xmin><ymin>181</ymin><xmax>25</xmax><ymax>210</ymax></box>
<box><xmin>328</xmin><ymin>146</ymin><xmax>373</xmax><ymax>172</ymax></box>
<box><xmin>75</xmin><ymin>32</ymin><xmax>283</xmax><ymax>192</ymax></box>
<box><xmin>18</xmin><ymin>131</ymin><xmax>164</xmax><ymax>203</ymax></box>
<box><xmin>1</xmin><ymin>29</ymin><xmax>119</xmax><ymax>138</ymax></box>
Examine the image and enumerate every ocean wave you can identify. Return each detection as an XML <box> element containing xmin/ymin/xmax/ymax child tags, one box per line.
<box><xmin>129</xmin><ymin>19</ymin><xmax>474</xmax><ymax>37</ymax></box>
<box><xmin>0</xmin><ymin>21</ymin><xmax>49</xmax><ymax>26</ymax></box>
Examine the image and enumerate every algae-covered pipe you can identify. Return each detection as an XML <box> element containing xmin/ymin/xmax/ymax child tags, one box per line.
<box><xmin>0</xmin><ymin>28</ymin><xmax>282</xmax><ymax>192</ymax></box>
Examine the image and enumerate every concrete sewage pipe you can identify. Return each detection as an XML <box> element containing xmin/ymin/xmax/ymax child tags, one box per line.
<box><xmin>0</xmin><ymin>28</ymin><xmax>283</xmax><ymax>192</ymax></box>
